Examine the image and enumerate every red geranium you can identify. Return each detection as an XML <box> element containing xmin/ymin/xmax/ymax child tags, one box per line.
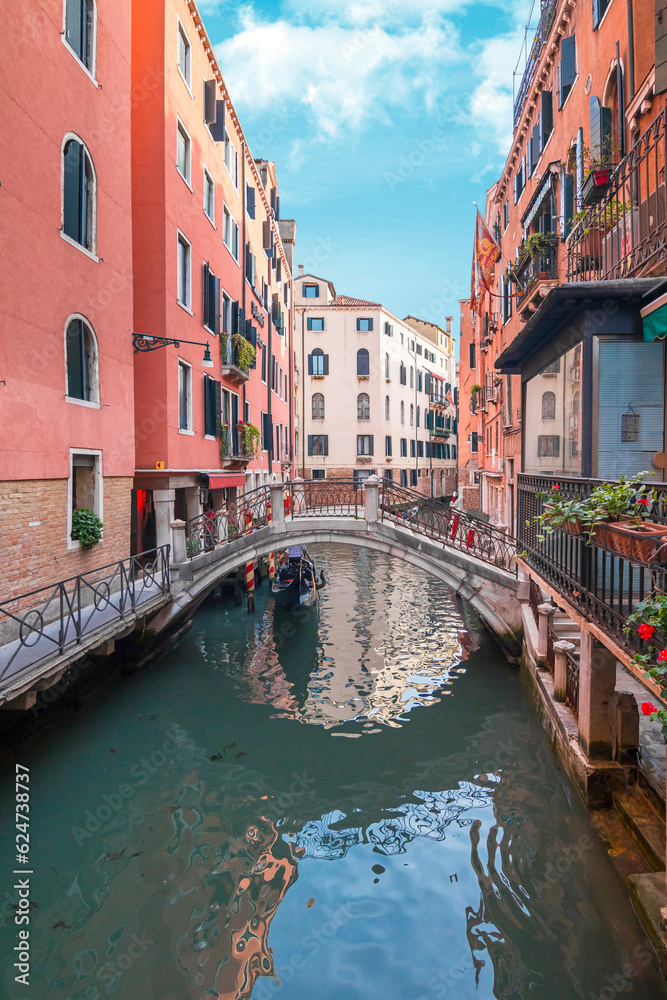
<box><xmin>641</xmin><ymin>702</ymin><xmax>658</xmax><ymax>716</ymax></box>
<box><xmin>552</xmin><ymin>484</ymin><xmax>559</xmax><ymax>490</ymax></box>
<box><xmin>637</xmin><ymin>497</ymin><xmax>649</xmax><ymax>506</ymax></box>
<box><xmin>658</xmin><ymin>650</ymin><xmax>667</xmax><ymax>662</ymax></box>
<box><xmin>638</xmin><ymin>623</ymin><xmax>656</xmax><ymax>641</ymax></box>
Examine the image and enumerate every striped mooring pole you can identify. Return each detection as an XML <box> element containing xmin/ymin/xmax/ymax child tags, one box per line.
<box><xmin>246</xmin><ymin>560</ymin><xmax>256</xmax><ymax>612</ymax></box>
<box><xmin>246</xmin><ymin>560</ymin><xmax>255</xmax><ymax>613</ymax></box>
<box><xmin>269</xmin><ymin>552</ymin><xmax>275</xmax><ymax>580</ymax></box>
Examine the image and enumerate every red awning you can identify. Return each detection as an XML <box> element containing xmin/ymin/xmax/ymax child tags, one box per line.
<box><xmin>208</xmin><ymin>475</ymin><xmax>247</xmax><ymax>489</ymax></box>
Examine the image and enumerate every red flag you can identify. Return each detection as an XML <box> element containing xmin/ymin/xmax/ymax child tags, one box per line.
<box><xmin>445</xmin><ymin>388</ymin><xmax>455</xmax><ymax>407</ymax></box>
<box><xmin>475</xmin><ymin>209</ymin><xmax>501</xmax><ymax>299</ymax></box>
<box><xmin>470</xmin><ymin>231</ymin><xmax>478</xmax><ymax>312</ymax></box>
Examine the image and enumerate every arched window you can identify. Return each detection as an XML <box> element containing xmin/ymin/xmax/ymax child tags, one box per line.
<box><xmin>312</xmin><ymin>392</ymin><xmax>324</xmax><ymax>420</ymax></box>
<box><xmin>400</xmin><ymin>400</ymin><xmax>405</xmax><ymax>424</ymax></box>
<box><xmin>63</xmin><ymin>136</ymin><xmax>96</xmax><ymax>252</ymax></box>
<box><xmin>66</xmin><ymin>316</ymin><xmax>98</xmax><ymax>403</ymax></box>
<box><xmin>385</xmin><ymin>353</ymin><xmax>390</xmax><ymax>379</ymax></box>
<box><xmin>357</xmin><ymin>392</ymin><xmax>370</xmax><ymax>420</ymax></box>
<box><xmin>310</xmin><ymin>348</ymin><xmax>326</xmax><ymax>375</ymax></box>
<box><xmin>64</xmin><ymin>0</ymin><xmax>96</xmax><ymax>74</ymax></box>
<box><xmin>409</xmin><ymin>366</ymin><xmax>414</xmax><ymax>388</ymax></box>
<box><xmin>385</xmin><ymin>395</ymin><xmax>390</xmax><ymax>421</ymax></box>
<box><xmin>357</xmin><ymin>348</ymin><xmax>369</xmax><ymax>376</ymax></box>
<box><xmin>542</xmin><ymin>391</ymin><xmax>556</xmax><ymax>420</ymax></box>
<box><xmin>571</xmin><ymin>390</ymin><xmax>580</xmax><ymax>415</ymax></box>
<box><xmin>410</xmin><ymin>404</ymin><xmax>414</xmax><ymax>426</ymax></box>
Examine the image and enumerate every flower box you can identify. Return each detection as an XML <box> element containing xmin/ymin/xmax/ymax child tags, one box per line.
<box><xmin>581</xmin><ymin>168</ymin><xmax>612</xmax><ymax>206</ymax></box>
<box><xmin>593</xmin><ymin>521</ymin><xmax>667</xmax><ymax>563</ymax></box>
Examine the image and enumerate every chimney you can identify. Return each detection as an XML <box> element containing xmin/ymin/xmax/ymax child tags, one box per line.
<box><xmin>298</xmin><ymin>264</ymin><xmax>304</xmax><ymax>276</ymax></box>
<box><xmin>445</xmin><ymin>316</ymin><xmax>452</xmax><ymax>334</ymax></box>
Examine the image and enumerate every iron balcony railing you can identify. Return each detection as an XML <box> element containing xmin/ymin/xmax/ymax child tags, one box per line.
<box><xmin>470</xmin><ymin>386</ymin><xmax>486</xmax><ymax>414</ymax></box>
<box><xmin>0</xmin><ymin>547</ymin><xmax>171</xmax><ymax>694</ymax></box>
<box><xmin>187</xmin><ymin>485</ymin><xmax>271</xmax><ymax>555</ymax></box>
<box><xmin>513</xmin><ymin>0</ymin><xmax>558</xmax><ymax>128</ymax></box>
<box><xmin>221</xmin><ymin>424</ymin><xmax>254</xmax><ymax>461</ymax></box>
<box><xmin>513</xmin><ymin>236</ymin><xmax>559</xmax><ymax>302</ymax></box>
<box><xmin>567</xmin><ymin>108</ymin><xmax>667</xmax><ymax>281</ymax></box>
<box><xmin>517</xmin><ymin>473</ymin><xmax>667</xmax><ymax>668</ymax></box>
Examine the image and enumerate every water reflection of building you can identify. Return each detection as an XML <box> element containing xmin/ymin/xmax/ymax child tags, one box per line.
<box><xmin>235</xmin><ymin>548</ymin><xmax>464</xmax><ymax>730</ymax></box>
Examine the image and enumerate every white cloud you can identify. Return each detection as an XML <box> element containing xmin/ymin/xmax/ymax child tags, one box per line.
<box><xmin>214</xmin><ymin>7</ymin><xmax>464</xmax><ymax>140</ymax></box>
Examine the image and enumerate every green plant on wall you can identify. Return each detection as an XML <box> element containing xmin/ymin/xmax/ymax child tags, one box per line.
<box><xmin>71</xmin><ymin>508</ymin><xmax>103</xmax><ymax>549</ymax></box>
<box><xmin>232</xmin><ymin>333</ymin><xmax>256</xmax><ymax>371</ymax></box>
<box><xmin>240</xmin><ymin>422</ymin><xmax>261</xmax><ymax>457</ymax></box>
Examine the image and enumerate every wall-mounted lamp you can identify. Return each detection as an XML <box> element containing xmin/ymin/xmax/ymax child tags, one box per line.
<box><xmin>133</xmin><ymin>333</ymin><xmax>214</xmax><ymax>368</ymax></box>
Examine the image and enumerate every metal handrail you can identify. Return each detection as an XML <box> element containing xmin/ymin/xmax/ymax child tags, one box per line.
<box><xmin>0</xmin><ymin>547</ymin><xmax>170</xmax><ymax>689</ymax></box>
<box><xmin>186</xmin><ymin>484</ymin><xmax>271</xmax><ymax>555</ymax></box>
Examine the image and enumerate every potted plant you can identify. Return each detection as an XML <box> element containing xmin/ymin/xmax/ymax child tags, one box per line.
<box><xmin>71</xmin><ymin>508</ymin><xmax>103</xmax><ymax>549</ymax></box>
<box><xmin>532</xmin><ymin>474</ymin><xmax>667</xmax><ymax>561</ymax></box>
<box><xmin>239</xmin><ymin>421</ymin><xmax>261</xmax><ymax>457</ymax></box>
<box><xmin>231</xmin><ymin>333</ymin><xmax>256</xmax><ymax>371</ymax></box>
<box><xmin>580</xmin><ymin>137</ymin><xmax>620</xmax><ymax>206</ymax></box>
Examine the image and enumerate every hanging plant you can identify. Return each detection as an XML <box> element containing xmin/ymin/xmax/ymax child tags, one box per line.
<box><xmin>240</xmin><ymin>421</ymin><xmax>261</xmax><ymax>457</ymax></box>
<box><xmin>232</xmin><ymin>333</ymin><xmax>256</xmax><ymax>371</ymax></box>
<box><xmin>71</xmin><ymin>508</ymin><xmax>103</xmax><ymax>549</ymax></box>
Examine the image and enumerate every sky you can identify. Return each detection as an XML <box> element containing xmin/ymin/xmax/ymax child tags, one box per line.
<box><xmin>198</xmin><ymin>0</ymin><xmax>535</xmax><ymax>331</ymax></box>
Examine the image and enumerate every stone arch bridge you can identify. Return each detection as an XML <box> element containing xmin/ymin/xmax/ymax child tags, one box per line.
<box><xmin>154</xmin><ymin>477</ymin><xmax>521</xmax><ymax>655</ymax></box>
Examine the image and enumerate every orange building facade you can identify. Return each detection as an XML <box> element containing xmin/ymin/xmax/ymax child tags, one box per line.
<box><xmin>0</xmin><ymin>0</ymin><xmax>136</xmax><ymax>597</ymax></box>
<box><xmin>461</xmin><ymin>0</ymin><xmax>667</xmax><ymax>532</ymax></box>
<box><xmin>131</xmin><ymin>0</ymin><xmax>295</xmax><ymax>554</ymax></box>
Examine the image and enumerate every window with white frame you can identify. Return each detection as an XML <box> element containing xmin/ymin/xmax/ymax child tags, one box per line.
<box><xmin>312</xmin><ymin>392</ymin><xmax>325</xmax><ymax>420</ymax></box>
<box><xmin>65</xmin><ymin>316</ymin><xmax>99</xmax><ymax>404</ymax></box>
<box><xmin>223</xmin><ymin>129</ymin><xmax>239</xmax><ymax>187</ymax></box>
<box><xmin>69</xmin><ymin>450</ymin><xmax>102</xmax><ymax>548</ymax></box>
<box><xmin>64</xmin><ymin>0</ymin><xmax>96</xmax><ymax>75</ymax></box>
<box><xmin>177</xmin><ymin>19</ymin><xmax>191</xmax><ymax>88</ymax></box>
<box><xmin>178</xmin><ymin>360</ymin><xmax>193</xmax><ymax>432</ymax></box>
<box><xmin>62</xmin><ymin>135</ymin><xmax>96</xmax><ymax>253</ymax></box>
<box><xmin>177</xmin><ymin>120</ymin><xmax>191</xmax><ymax>184</ymax></box>
<box><xmin>177</xmin><ymin>232</ymin><xmax>191</xmax><ymax>309</ymax></box>
<box><xmin>203</xmin><ymin>168</ymin><xmax>215</xmax><ymax>222</ymax></box>
<box><xmin>223</xmin><ymin>207</ymin><xmax>239</xmax><ymax>260</ymax></box>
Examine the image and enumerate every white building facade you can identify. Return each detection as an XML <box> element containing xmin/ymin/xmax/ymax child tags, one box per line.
<box><xmin>294</xmin><ymin>271</ymin><xmax>458</xmax><ymax>497</ymax></box>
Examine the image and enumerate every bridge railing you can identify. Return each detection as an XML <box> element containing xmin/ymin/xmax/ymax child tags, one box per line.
<box><xmin>287</xmin><ymin>479</ymin><xmax>364</xmax><ymax>519</ymax></box>
<box><xmin>186</xmin><ymin>484</ymin><xmax>271</xmax><ymax>555</ymax></box>
<box><xmin>379</xmin><ymin>480</ymin><xmax>517</xmax><ymax>573</ymax></box>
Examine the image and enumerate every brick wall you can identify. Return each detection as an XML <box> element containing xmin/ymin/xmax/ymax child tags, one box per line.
<box><xmin>0</xmin><ymin>478</ymin><xmax>133</xmax><ymax>600</ymax></box>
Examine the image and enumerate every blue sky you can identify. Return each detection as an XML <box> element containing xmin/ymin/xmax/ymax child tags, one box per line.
<box><xmin>199</xmin><ymin>0</ymin><xmax>534</xmax><ymax>330</ymax></box>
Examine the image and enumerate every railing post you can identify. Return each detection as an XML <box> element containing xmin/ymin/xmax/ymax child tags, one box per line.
<box><xmin>292</xmin><ymin>477</ymin><xmax>304</xmax><ymax>515</ymax></box>
<box><xmin>270</xmin><ymin>482</ymin><xmax>285</xmax><ymax>525</ymax></box>
<box><xmin>364</xmin><ymin>475</ymin><xmax>379</xmax><ymax>524</ymax></box>
<box><xmin>578</xmin><ymin>630</ymin><xmax>617</xmax><ymax>760</ymax></box>
<box><xmin>553</xmin><ymin>640</ymin><xmax>575</xmax><ymax>702</ymax></box>
<box><xmin>536</xmin><ymin>603</ymin><xmax>556</xmax><ymax>663</ymax></box>
<box><xmin>154</xmin><ymin>489</ymin><xmax>175</xmax><ymax>552</ymax></box>
<box><xmin>171</xmin><ymin>520</ymin><xmax>187</xmax><ymax>564</ymax></box>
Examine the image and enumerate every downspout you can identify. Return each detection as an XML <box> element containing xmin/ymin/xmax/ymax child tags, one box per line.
<box><xmin>241</xmin><ymin>142</ymin><xmax>247</xmax><ymax>427</ymax></box>
<box><xmin>627</xmin><ymin>0</ymin><xmax>635</xmax><ymax>102</ymax></box>
<box><xmin>616</xmin><ymin>40</ymin><xmax>625</xmax><ymax>158</ymax></box>
<box><xmin>300</xmin><ymin>308</ymin><xmax>305</xmax><ymax>478</ymax></box>
<box><xmin>288</xmin><ymin>276</ymin><xmax>294</xmax><ymax>478</ymax></box>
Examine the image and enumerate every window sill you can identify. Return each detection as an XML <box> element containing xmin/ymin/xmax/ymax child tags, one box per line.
<box><xmin>177</xmin><ymin>300</ymin><xmax>193</xmax><ymax>316</ymax></box>
<box><xmin>60</xmin><ymin>230</ymin><xmax>99</xmax><ymax>263</ymax></box>
<box><xmin>204</xmin><ymin>211</ymin><xmax>216</xmax><ymax>229</ymax></box>
<box><xmin>177</xmin><ymin>168</ymin><xmax>193</xmax><ymax>192</ymax></box>
<box><xmin>61</xmin><ymin>37</ymin><xmax>98</xmax><ymax>86</ymax></box>
<box><xmin>223</xmin><ymin>243</ymin><xmax>240</xmax><ymax>265</ymax></box>
<box><xmin>178</xmin><ymin>428</ymin><xmax>195</xmax><ymax>436</ymax></box>
<box><xmin>204</xmin><ymin>434</ymin><xmax>216</xmax><ymax>441</ymax></box>
<box><xmin>66</xmin><ymin>396</ymin><xmax>101</xmax><ymax>409</ymax></box>
<box><xmin>177</xmin><ymin>66</ymin><xmax>194</xmax><ymax>98</ymax></box>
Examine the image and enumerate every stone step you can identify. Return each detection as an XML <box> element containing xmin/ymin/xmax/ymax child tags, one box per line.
<box><xmin>613</xmin><ymin>788</ymin><xmax>666</xmax><ymax>873</ymax></box>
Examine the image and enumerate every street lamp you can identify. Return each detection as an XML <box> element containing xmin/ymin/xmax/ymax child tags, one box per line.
<box><xmin>132</xmin><ymin>333</ymin><xmax>214</xmax><ymax>368</ymax></box>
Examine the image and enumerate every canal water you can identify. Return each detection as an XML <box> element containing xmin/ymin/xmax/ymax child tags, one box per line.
<box><xmin>1</xmin><ymin>544</ymin><xmax>666</xmax><ymax>1000</ymax></box>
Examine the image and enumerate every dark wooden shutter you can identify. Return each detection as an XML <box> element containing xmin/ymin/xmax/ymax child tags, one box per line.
<box><xmin>214</xmin><ymin>379</ymin><xmax>221</xmax><ymax>436</ymax></box>
<box><xmin>263</xmin><ymin>221</ymin><xmax>274</xmax><ymax>257</ymax></box>
<box><xmin>63</xmin><ymin>139</ymin><xmax>82</xmax><ymax>242</ymax></box>
<box><xmin>589</xmin><ymin>95</ymin><xmax>612</xmax><ymax>162</ymax></box>
<box><xmin>203</xmin><ymin>262</ymin><xmax>210</xmax><ymax>328</ymax></box>
<box><xmin>368</xmin><ymin>435</ymin><xmax>374</xmax><ymax>456</ymax></box>
<box><xmin>367</xmin><ymin>319</ymin><xmax>373</xmax><ymax>331</ymax></box>
<box><xmin>246</xmin><ymin>185</ymin><xmax>256</xmax><ymax>219</ymax></box>
<box><xmin>323</xmin><ymin>435</ymin><xmax>328</xmax><ymax>456</ymax></box>
<box><xmin>275</xmin><ymin>196</ymin><xmax>280</xmax><ymax>221</ymax></box>
<box><xmin>563</xmin><ymin>173</ymin><xmax>574</xmax><ymax>237</ymax></box>
<box><xmin>231</xmin><ymin>300</ymin><xmax>239</xmax><ymax>336</ymax></box>
<box><xmin>540</xmin><ymin>91</ymin><xmax>553</xmax><ymax>147</ymax></box>
<box><xmin>250</xmin><ymin>326</ymin><xmax>257</xmax><ymax>368</ymax></box>
<box><xmin>210</xmin><ymin>100</ymin><xmax>226</xmax><ymax>142</ymax></box>
<box><xmin>322</xmin><ymin>354</ymin><xmax>329</xmax><ymax>376</ymax></box>
<box><xmin>204</xmin><ymin>375</ymin><xmax>213</xmax><ymax>436</ymax></box>
<box><xmin>307</xmin><ymin>353</ymin><xmax>314</xmax><ymax>375</ymax></box>
<box><xmin>66</xmin><ymin>0</ymin><xmax>82</xmax><ymax>58</ymax></box>
<box><xmin>658</xmin><ymin>1</ymin><xmax>667</xmax><ymax>93</ymax></box>
<box><xmin>559</xmin><ymin>36</ymin><xmax>576</xmax><ymax>107</ymax></box>
<box><xmin>469</xmin><ymin>342</ymin><xmax>476</xmax><ymax>368</ymax></box>
<box><xmin>307</xmin><ymin>317</ymin><xmax>313</xmax><ymax>331</ymax></box>
<box><xmin>307</xmin><ymin>435</ymin><xmax>314</xmax><ymax>456</ymax></box>
<box><xmin>237</xmin><ymin>307</ymin><xmax>245</xmax><ymax>337</ymax></box>
<box><xmin>204</xmin><ymin>80</ymin><xmax>217</xmax><ymax>125</ymax></box>
<box><xmin>263</xmin><ymin>413</ymin><xmax>274</xmax><ymax>453</ymax></box>
<box><xmin>212</xmin><ymin>274</ymin><xmax>220</xmax><ymax>335</ymax></box>
<box><xmin>275</xmin><ymin>256</ymin><xmax>282</xmax><ymax>282</ymax></box>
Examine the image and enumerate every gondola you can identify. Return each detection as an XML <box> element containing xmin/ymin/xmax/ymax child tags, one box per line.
<box><xmin>270</xmin><ymin>546</ymin><xmax>326</xmax><ymax>610</ymax></box>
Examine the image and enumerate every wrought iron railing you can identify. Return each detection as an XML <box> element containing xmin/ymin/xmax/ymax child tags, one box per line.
<box><xmin>186</xmin><ymin>485</ymin><xmax>271</xmax><ymax>555</ymax></box>
<box><xmin>221</xmin><ymin>424</ymin><xmax>254</xmax><ymax>461</ymax></box>
<box><xmin>0</xmin><ymin>547</ymin><xmax>170</xmax><ymax>693</ymax></box>
<box><xmin>546</xmin><ymin>622</ymin><xmax>556</xmax><ymax>675</ymax></box>
<box><xmin>513</xmin><ymin>0</ymin><xmax>558</xmax><ymax>127</ymax></box>
<box><xmin>470</xmin><ymin>387</ymin><xmax>486</xmax><ymax>414</ymax></box>
<box><xmin>379</xmin><ymin>481</ymin><xmax>517</xmax><ymax>572</ymax></box>
<box><xmin>565</xmin><ymin>645</ymin><xmax>580</xmax><ymax>716</ymax></box>
<box><xmin>517</xmin><ymin>473</ymin><xmax>667</xmax><ymax>659</ymax></box>
<box><xmin>513</xmin><ymin>237</ymin><xmax>559</xmax><ymax>302</ymax></box>
<box><xmin>528</xmin><ymin>577</ymin><xmax>543</xmax><ymax>626</ymax></box>
<box><xmin>288</xmin><ymin>479</ymin><xmax>365</xmax><ymax>519</ymax></box>
<box><xmin>567</xmin><ymin>109</ymin><xmax>667</xmax><ymax>281</ymax></box>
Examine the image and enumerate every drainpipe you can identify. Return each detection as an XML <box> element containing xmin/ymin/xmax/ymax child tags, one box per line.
<box><xmin>241</xmin><ymin>142</ymin><xmax>247</xmax><ymax>431</ymax></box>
<box><xmin>616</xmin><ymin>40</ymin><xmax>625</xmax><ymax>158</ymax></box>
<box><xmin>300</xmin><ymin>307</ymin><xmax>306</xmax><ymax>477</ymax></box>
<box><xmin>627</xmin><ymin>0</ymin><xmax>635</xmax><ymax>102</ymax></box>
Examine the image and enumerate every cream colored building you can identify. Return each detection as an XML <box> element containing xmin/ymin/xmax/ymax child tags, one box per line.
<box><xmin>293</xmin><ymin>270</ymin><xmax>458</xmax><ymax>496</ymax></box>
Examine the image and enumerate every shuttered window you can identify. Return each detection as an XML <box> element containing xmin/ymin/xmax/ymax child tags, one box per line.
<box><xmin>558</xmin><ymin>36</ymin><xmax>577</xmax><ymax>109</ymax></box>
<box><xmin>385</xmin><ymin>436</ymin><xmax>392</xmax><ymax>457</ymax></box>
<box><xmin>308</xmin><ymin>435</ymin><xmax>328</xmax><ymax>456</ymax></box>
<box><xmin>246</xmin><ymin>184</ymin><xmax>256</xmax><ymax>220</ymax></box>
<box><xmin>400</xmin><ymin>363</ymin><xmax>407</xmax><ymax>385</ymax></box>
<box><xmin>589</xmin><ymin>95</ymin><xmax>613</xmax><ymax>164</ymax></box>
<box><xmin>307</xmin><ymin>317</ymin><xmax>325</xmax><ymax>331</ymax></box>
<box><xmin>308</xmin><ymin>350</ymin><xmax>328</xmax><ymax>376</ymax></box>
<box><xmin>357</xmin><ymin>349</ymin><xmax>370</xmax><ymax>376</ymax></box>
<box><xmin>357</xmin><ymin>435</ymin><xmax>374</xmax><ymax>456</ymax></box>
<box><xmin>539</xmin><ymin>91</ymin><xmax>553</xmax><ymax>148</ymax></box>
<box><xmin>63</xmin><ymin>138</ymin><xmax>95</xmax><ymax>251</ymax></box>
<box><xmin>65</xmin><ymin>0</ymin><xmax>95</xmax><ymax>71</ymax></box>
<box><xmin>203</xmin><ymin>263</ymin><xmax>220</xmax><ymax>334</ymax></box>
<box><xmin>592</xmin><ymin>0</ymin><xmax>610</xmax><ymax>30</ymax></box>
<box><xmin>357</xmin><ymin>318</ymin><xmax>373</xmax><ymax>331</ymax></box>
<box><xmin>204</xmin><ymin>375</ymin><xmax>221</xmax><ymax>437</ymax></box>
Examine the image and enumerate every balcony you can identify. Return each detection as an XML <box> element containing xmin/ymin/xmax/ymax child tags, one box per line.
<box><xmin>512</xmin><ymin>0</ymin><xmax>558</xmax><ymax>128</ymax></box>
<box><xmin>470</xmin><ymin>386</ymin><xmax>487</xmax><ymax>414</ymax></box>
<box><xmin>567</xmin><ymin>109</ymin><xmax>667</xmax><ymax>282</ymax></box>
<box><xmin>221</xmin><ymin>424</ymin><xmax>253</xmax><ymax>467</ymax></box>
<box><xmin>512</xmin><ymin>235</ymin><xmax>559</xmax><ymax>319</ymax></box>
<box><xmin>430</xmin><ymin>392</ymin><xmax>447</xmax><ymax>409</ymax></box>
<box><xmin>517</xmin><ymin>472</ymin><xmax>667</xmax><ymax>659</ymax></box>
<box><xmin>430</xmin><ymin>425</ymin><xmax>450</xmax><ymax>440</ymax></box>
<box><xmin>221</xmin><ymin>337</ymin><xmax>250</xmax><ymax>383</ymax></box>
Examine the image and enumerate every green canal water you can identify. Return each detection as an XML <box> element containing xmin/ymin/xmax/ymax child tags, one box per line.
<box><xmin>1</xmin><ymin>544</ymin><xmax>666</xmax><ymax>1000</ymax></box>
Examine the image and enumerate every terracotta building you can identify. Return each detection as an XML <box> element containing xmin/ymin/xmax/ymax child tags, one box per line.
<box><xmin>0</xmin><ymin>0</ymin><xmax>136</xmax><ymax>596</ymax></box>
<box><xmin>131</xmin><ymin>0</ymin><xmax>294</xmax><ymax>553</ymax></box>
